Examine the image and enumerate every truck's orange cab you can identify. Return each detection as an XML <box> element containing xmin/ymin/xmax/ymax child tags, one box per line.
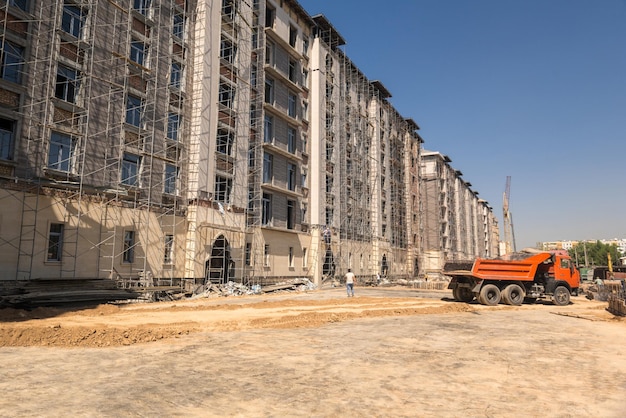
<box><xmin>554</xmin><ymin>255</ymin><xmax>580</xmax><ymax>289</ymax></box>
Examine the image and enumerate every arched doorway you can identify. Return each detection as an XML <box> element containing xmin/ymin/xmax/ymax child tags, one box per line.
<box><xmin>206</xmin><ymin>235</ymin><xmax>234</xmax><ymax>284</ymax></box>
<box><xmin>381</xmin><ymin>254</ymin><xmax>389</xmax><ymax>277</ymax></box>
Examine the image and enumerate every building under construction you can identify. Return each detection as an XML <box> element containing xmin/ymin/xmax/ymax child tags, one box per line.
<box><xmin>0</xmin><ymin>0</ymin><xmax>499</xmax><ymax>290</ymax></box>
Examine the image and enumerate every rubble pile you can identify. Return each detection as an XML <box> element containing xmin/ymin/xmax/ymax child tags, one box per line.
<box><xmin>191</xmin><ymin>278</ymin><xmax>316</xmax><ymax>299</ymax></box>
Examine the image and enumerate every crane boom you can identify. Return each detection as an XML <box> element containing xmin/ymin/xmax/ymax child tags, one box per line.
<box><xmin>502</xmin><ymin>176</ymin><xmax>516</xmax><ymax>254</ymax></box>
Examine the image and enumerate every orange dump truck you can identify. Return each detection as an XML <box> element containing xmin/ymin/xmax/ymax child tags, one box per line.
<box><xmin>446</xmin><ymin>250</ymin><xmax>580</xmax><ymax>306</ymax></box>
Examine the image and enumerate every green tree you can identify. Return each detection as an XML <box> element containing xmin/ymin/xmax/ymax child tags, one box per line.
<box><xmin>568</xmin><ymin>241</ymin><xmax>621</xmax><ymax>267</ymax></box>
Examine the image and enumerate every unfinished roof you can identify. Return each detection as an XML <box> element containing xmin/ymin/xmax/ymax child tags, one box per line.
<box><xmin>370</xmin><ymin>80</ymin><xmax>392</xmax><ymax>99</ymax></box>
<box><xmin>312</xmin><ymin>14</ymin><xmax>346</xmax><ymax>48</ymax></box>
<box><xmin>422</xmin><ymin>149</ymin><xmax>452</xmax><ymax>163</ymax></box>
<box><xmin>405</xmin><ymin>118</ymin><xmax>420</xmax><ymax>132</ymax></box>
<box><xmin>284</xmin><ymin>0</ymin><xmax>316</xmax><ymax>27</ymax></box>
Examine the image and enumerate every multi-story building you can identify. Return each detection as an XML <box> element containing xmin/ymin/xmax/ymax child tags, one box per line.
<box><xmin>0</xmin><ymin>0</ymin><xmax>498</xmax><ymax>288</ymax></box>
<box><xmin>420</xmin><ymin>150</ymin><xmax>498</xmax><ymax>277</ymax></box>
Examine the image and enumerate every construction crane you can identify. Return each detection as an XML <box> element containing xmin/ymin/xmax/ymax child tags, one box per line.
<box><xmin>502</xmin><ymin>176</ymin><xmax>517</xmax><ymax>254</ymax></box>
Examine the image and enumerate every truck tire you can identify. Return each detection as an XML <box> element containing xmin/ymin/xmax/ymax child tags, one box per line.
<box><xmin>501</xmin><ymin>284</ymin><xmax>524</xmax><ymax>306</ymax></box>
<box><xmin>478</xmin><ymin>284</ymin><xmax>501</xmax><ymax>306</ymax></box>
<box><xmin>553</xmin><ymin>286</ymin><xmax>571</xmax><ymax>306</ymax></box>
<box><xmin>453</xmin><ymin>286</ymin><xmax>474</xmax><ymax>303</ymax></box>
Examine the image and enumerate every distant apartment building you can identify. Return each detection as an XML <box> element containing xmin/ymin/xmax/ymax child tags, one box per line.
<box><xmin>420</xmin><ymin>150</ymin><xmax>499</xmax><ymax>276</ymax></box>
<box><xmin>541</xmin><ymin>239</ymin><xmax>626</xmax><ymax>255</ymax></box>
<box><xmin>0</xmin><ymin>0</ymin><xmax>498</xmax><ymax>286</ymax></box>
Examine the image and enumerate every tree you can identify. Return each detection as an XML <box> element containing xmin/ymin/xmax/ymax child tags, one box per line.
<box><xmin>568</xmin><ymin>241</ymin><xmax>621</xmax><ymax>267</ymax></box>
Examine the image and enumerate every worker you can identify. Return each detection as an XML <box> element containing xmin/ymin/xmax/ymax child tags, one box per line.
<box><xmin>345</xmin><ymin>268</ymin><xmax>356</xmax><ymax>297</ymax></box>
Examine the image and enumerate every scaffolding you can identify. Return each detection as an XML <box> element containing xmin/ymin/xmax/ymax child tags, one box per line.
<box><xmin>0</xmin><ymin>0</ymin><xmax>499</xmax><ymax>289</ymax></box>
<box><xmin>0</xmin><ymin>0</ymin><xmax>195</xmax><ymax>285</ymax></box>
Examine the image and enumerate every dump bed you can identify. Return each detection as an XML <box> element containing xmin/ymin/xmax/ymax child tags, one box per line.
<box><xmin>450</xmin><ymin>252</ymin><xmax>554</xmax><ymax>282</ymax></box>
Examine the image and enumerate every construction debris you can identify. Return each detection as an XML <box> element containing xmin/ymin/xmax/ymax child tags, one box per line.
<box><xmin>191</xmin><ymin>278</ymin><xmax>317</xmax><ymax>299</ymax></box>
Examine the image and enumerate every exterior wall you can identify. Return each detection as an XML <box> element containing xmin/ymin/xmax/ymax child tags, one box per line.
<box><xmin>0</xmin><ymin>188</ymin><xmax>187</xmax><ymax>281</ymax></box>
<box><xmin>420</xmin><ymin>150</ymin><xmax>500</xmax><ymax>276</ymax></box>
<box><xmin>0</xmin><ymin>0</ymin><xmax>499</xmax><ymax>285</ymax></box>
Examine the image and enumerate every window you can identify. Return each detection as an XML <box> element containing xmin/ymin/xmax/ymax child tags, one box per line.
<box><xmin>325</xmin><ymin>207</ymin><xmax>333</xmax><ymax>226</ymax></box>
<box><xmin>249</xmin><ymin>104</ymin><xmax>257</xmax><ymax>127</ymax></box>
<box><xmin>265</xmin><ymin>6</ymin><xmax>275</xmax><ymax>28</ymax></box>
<box><xmin>0</xmin><ymin>118</ymin><xmax>16</xmax><ymax>161</ymax></box>
<box><xmin>121</xmin><ymin>153</ymin><xmax>141</xmax><ymax>186</ymax></box>
<box><xmin>288</xmin><ymin>246</ymin><xmax>294</xmax><ymax>267</ymax></box>
<box><xmin>222</xmin><ymin>0</ymin><xmax>236</xmax><ymax>19</ymax></box>
<box><xmin>302</xmin><ymin>69</ymin><xmax>308</xmax><ymax>86</ymax></box>
<box><xmin>133</xmin><ymin>0</ymin><xmax>151</xmax><ymax>16</ymax></box>
<box><xmin>126</xmin><ymin>95</ymin><xmax>143</xmax><ymax>127</ymax></box>
<box><xmin>288</xmin><ymin>92</ymin><xmax>297</xmax><ymax>118</ymax></box>
<box><xmin>264</xmin><ymin>244</ymin><xmax>270</xmax><ymax>267</ymax></box>
<box><xmin>289</xmin><ymin>26</ymin><xmax>297</xmax><ymax>48</ymax></box>
<box><xmin>216</xmin><ymin>128</ymin><xmax>234</xmax><ymax>155</ymax></box>
<box><xmin>287</xmin><ymin>127</ymin><xmax>296</xmax><ymax>153</ymax></box>
<box><xmin>220</xmin><ymin>37</ymin><xmax>236</xmax><ymax>64</ymax></box>
<box><xmin>265</xmin><ymin>41</ymin><xmax>274</xmax><ymax>65</ymax></box>
<box><xmin>173</xmin><ymin>13</ymin><xmax>185</xmax><ymax>39</ymax></box>
<box><xmin>170</xmin><ymin>62</ymin><xmax>182</xmax><ymax>89</ymax></box>
<box><xmin>48</xmin><ymin>132</ymin><xmax>76</xmax><ymax>173</ymax></box>
<box><xmin>164</xmin><ymin>234</ymin><xmax>174</xmax><ymax>263</ymax></box>
<box><xmin>287</xmin><ymin>163</ymin><xmax>296</xmax><ymax>191</ymax></box>
<box><xmin>252</xmin><ymin>28</ymin><xmax>258</xmax><ymax>49</ymax></box>
<box><xmin>167</xmin><ymin>113</ymin><xmax>180</xmax><ymax>141</ymax></box>
<box><xmin>263</xmin><ymin>115</ymin><xmax>273</xmax><ymax>143</ymax></box>
<box><xmin>55</xmin><ymin>65</ymin><xmax>79</xmax><ymax>103</ymax></box>
<box><xmin>130</xmin><ymin>40</ymin><xmax>147</xmax><ymax>66</ymax></box>
<box><xmin>325</xmin><ymin>112</ymin><xmax>333</xmax><ymax>130</ymax></box>
<box><xmin>263</xmin><ymin>152</ymin><xmax>272</xmax><ymax>183</ymax></box>
<box><xmin>47</xmin><ymin>223</ymin><xmax>64</xmax><ymax>261</ymax></box>
<box><xmin>303</xmin><ymin>38</ymin><xmax>309</xmax><ymax>56</ymax></box>
<box><xmin>0</xmin><ymin>40</ymin><xmax>24</xmax><ymax>84</ymax></box>
<box><xmin>250</xmin><ymin>63</ymin><xmax>257</xmax><ymax>88</ymax></box>
<box><xmin>245</xmin><ymin>242</ymin><xmax>251</xmax><ymax>266</ymax></box>
<box><xmin>62</xmin><ymin>4</ymin><xmax>85</xmax><ymax>38</ymax></box>
<box><xmin>287</xmin><ymin>200</ymin><xmax>295</xmax><ymax>230</ymax></box>
<box><xmin>264</xmin><ymin>78</ymin><xmax>274</xmax><ymax>104</ymax></box>
<box><xmin>123</xmin><ymin>230</ymin><xmax>135</xmax><ymax>263</ymax></box>
<box><xmin>302</xmin><ymin>247</ymin><xmax>307</xmax><ymax>268</ymax></box>
<box><xmin>214</xmin><ymin>176</ymin><xmax>232</xmax><ymax>203</ymax></box>
<box><xmin>288</xmin><ymin>60</ymin><xmax>297</xmax><ymax>83</ymax></box>
<box><xmin>164</xmin><ymin>164</ymin><xmax>178</xmax><ymax>194</ymax></box>
<box><xmin>262</xmin><ymin>193</ymin><xmax>272</xmax><ymax>225</ymax></box>
<box><xmin>8</xmin><ymin>0</ymin><xmax>28</xmax><ymax>12</ymax></box>
<box><xmin>219</xmin><ymin>81</ymin><xmax>235</xmax><ymax>108</ymax></box>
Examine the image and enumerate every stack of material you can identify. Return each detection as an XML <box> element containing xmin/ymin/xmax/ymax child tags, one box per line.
<box><xmin>608</xmin><ymin>294</ymin><xmax>626</xmax><ymax>316</ymax></box>
<box><xmin>606</xmin><ymin>280</ymin><xmax>626</xmax><ymax>316</ymax></box>
<box><xmin>0</xmin><ymin>278</ymin><xmax>141</xmax><ymax>308</ymax></box>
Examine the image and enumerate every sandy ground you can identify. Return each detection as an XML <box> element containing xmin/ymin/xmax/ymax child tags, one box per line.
<box><xmin>1</xmin><ymin>286</ymin><xmax>626</xmax><ymax>417</ymax></box>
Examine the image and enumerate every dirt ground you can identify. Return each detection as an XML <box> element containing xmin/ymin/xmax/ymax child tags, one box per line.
<box><xmin>2</xmin><ymin>286</ymin><xmax>626</xmax><ymax>417</ymax></box>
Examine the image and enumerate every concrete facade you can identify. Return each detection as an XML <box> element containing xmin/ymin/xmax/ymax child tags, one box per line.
<box><xmin>0</xmin><ymin>0</ymin><xmax>499</xmax><ymax>286</ymax></box>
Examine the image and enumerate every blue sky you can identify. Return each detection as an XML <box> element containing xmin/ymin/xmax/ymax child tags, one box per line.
<box><xmin>298</xmin><ymin>0</ymin><xmax>626</xmax><ymax>249</ymax></box>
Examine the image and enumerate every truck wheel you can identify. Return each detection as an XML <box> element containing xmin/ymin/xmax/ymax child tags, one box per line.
<box><xmin>553</xmin><ymin>286</ymin><xmax>571</xmax><ymax>306</ymax></box>
<box><xmin>453</xmin><ymin>287</ymin><xmax>474</xmax><ymax>303</ymax></box>
<box><xmin>478</xmin><ymin>284</ymin><xmax>501</xmax><ymax>306</ymax></box>
<box><xmin>502</xmin><ymin>284</ymin><xmax>524</xmax><ymax>306</ymax></box>
<box><xmin>458</xmin><ymin>287</ymin><xmax>474</xmax><ymax>303</ymax></box>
